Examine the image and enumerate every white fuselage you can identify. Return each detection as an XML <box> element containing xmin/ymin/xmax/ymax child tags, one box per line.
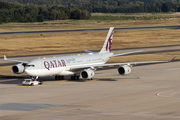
<box><xmin>25</xmin><ymin>52</ymin><xmax>113</xmax><ymax>77</ymax></box>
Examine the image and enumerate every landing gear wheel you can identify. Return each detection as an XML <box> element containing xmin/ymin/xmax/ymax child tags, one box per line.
<box><xmin>70</xmin><ymin>76</ymin><xmax>76</xmax><ymax>80</ymax></box>
<box><xmin>71</xmin><ymin>76</ymin><xmax>75</xmax><ymax>80</ymax></box>
<box><xmin>55</xmin><ymin>76</ymin><xmax>58</xmax><ymax>80</ymax></box>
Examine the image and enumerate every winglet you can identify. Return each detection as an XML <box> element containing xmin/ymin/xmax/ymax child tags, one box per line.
<box><xmin>170</xmin><ymin>57</ymin><xmax>176</xmax><ymax>62</ymax></box>
<box><xmin>4</xmin><ymin>55</ymin><xmax>7</xmax><ymax>60</ymax></box>
<box><xmin>3</xmin><ymin>55</ymin><xmax>29</xmax><ymax>63</ymax></box>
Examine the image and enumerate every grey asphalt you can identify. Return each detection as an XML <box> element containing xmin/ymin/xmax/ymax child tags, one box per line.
<box><xmin>1</xmin><ymin>25</ymin><xmax>180</xmax><ymax>35</ymax></box>
<box><xmin>0</xmin><ymin>62</ymin><xmax>180</xmax><ymax>120</ymax></box>
<box><xmin>0</xmin><ymin>103</ymin><xmax>64</xmax><ymax>111</ymax></box>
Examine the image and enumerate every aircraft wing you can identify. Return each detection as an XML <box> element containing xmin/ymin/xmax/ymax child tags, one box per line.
<box><xmin>111</xmin><ymin>50</ymin><xmax>143</xmax><ymax>57</ymax></box>
<box><xmin>85</xmin><ymin>50</ymin><xmax>143</xmax><ymax>56</ymax></box>
<box><xmin>4</xmin><ymin>55</ymin><xmax>29</xmax><ymax>64</ymax></box>
<box><xmin>98</xmin><ymin>60</ymin><xmax>172</xmax><ymax>67</ymax></box>
<box><xmin>68</xmin><ymin>58</ymin><xmax>175</xmax><ymax>71</ymax></box>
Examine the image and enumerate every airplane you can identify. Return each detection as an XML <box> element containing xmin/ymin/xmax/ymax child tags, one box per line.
<box><xmin>4</xmin><ymin>27</ymin><xmax>174</xmax><ymax>82</ymax></box>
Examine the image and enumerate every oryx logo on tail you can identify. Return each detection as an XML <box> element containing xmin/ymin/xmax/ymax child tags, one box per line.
<box><xmin>106</xmin><ymin>29</ymin><xmax>113</xmax><ymax>52</ymax></box>
<box><xmin>99</xmin><ymin>27</ymin><xmax>114</xmax><ymax>53</ymax></box>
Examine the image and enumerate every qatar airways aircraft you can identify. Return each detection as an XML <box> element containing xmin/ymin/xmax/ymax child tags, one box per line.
<box><xmin>4</xmin><ymin>27</ymin><xmax>173</xmax><ymax>81</ymax></box>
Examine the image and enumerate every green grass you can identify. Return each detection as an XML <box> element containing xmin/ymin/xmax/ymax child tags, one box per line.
<box><xmin>90</xmin><ymin>12</ymin><xmax>180</xmax><ymax>20</ymax></box>
<box><xmin>89</xmin><ymin>15</ymin><xmax>180</xmax><ymax>20</ymax></box>
<box><xmin>89</xmin><ymin>16</ymin><xmax>155</xmax><ymax>20</ymax></box>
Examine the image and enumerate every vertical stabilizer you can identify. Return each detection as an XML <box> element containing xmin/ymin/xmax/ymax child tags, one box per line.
<box><xmin>99</xmin><ymin>27</ymin><xmax>114</xmax><ymax>53</ymax></box>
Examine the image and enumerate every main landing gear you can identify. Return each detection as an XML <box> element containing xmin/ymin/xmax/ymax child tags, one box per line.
<box><xmin>55</xmin><ymin>75</ymin><xmax>80</xmax><ymax>80</ymax></box>
<box><xmin>55</xmin><ymin>75</ymin><xmax>64</xmax><ymax>80</ymax></box>
<box><xmin>70</xmin><ymin>75</ymin><xmax>80</xmax><ymax>80</ymax></box>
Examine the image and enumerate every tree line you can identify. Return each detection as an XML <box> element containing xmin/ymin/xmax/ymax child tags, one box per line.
<box><xmin>78</xmin><ymin>0</ymin><xmax>180</xmax><ymax>13</ymax></box>
<box><xmin>0</xmin><ymin>2</ymin><xmax>91</xmax><ymax>23</ymax></box>
<box><xmin>0</xmin><ymin>0</ymin><xmax>180</xmax><ymax>13</ymax></box>
<box><xmin>1</xmin><ymin>0</ymin><xmax>180</xmax><ymax>23</ymax></box>
<box><xmin>1</xmin><ymin>0</ymin><xmax>180</xmax><ymax>14</ymax></box>
<box><xmin>0</xmin><ymin>0</ymin><xmax>174</xmax><ymax>6</ymax></box>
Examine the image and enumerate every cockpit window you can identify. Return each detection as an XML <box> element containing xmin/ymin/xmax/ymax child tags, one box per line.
<box><xmin>26</xmin><ymin>65</ymin><xmax>35</xmax><ymax>67</ymax></box>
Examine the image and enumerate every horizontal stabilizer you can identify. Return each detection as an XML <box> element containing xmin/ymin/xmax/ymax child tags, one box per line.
<box><xmin>84</xmin><ymin>50</ymin><xmax>98</xmax><ymax>54</ymax></box>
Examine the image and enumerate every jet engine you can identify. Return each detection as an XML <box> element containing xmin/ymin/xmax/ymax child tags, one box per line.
<box><xmin>117</xmin><ymin>65</ymin><xmax>131</xmax><ymax>75</ymax></box>
<box><xmin>11</xmin><ymin>64</ymin><xmax>25</xmax><ymax>74</ymax></box>
<box><xmin>80</xmin><ymin>69</ymin><xmax>95</xmax><ymax>79</ymax></box>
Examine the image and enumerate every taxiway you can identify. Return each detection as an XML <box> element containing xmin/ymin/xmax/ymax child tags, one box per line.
<box><xmin>1</xmin><ymin>25</ymin><xmax>180</xmax><ymax>35</ymax></box>
<box><xmin>0</xmin><ymin>62</ymin><xmax>180</xmax><ymax>120</ymax></box>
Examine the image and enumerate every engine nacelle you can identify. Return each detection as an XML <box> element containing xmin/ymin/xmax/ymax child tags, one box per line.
<box><xmin>80</xmin><ymin>69</ymin><xmax>95</xmax><ymax>79</ymax></box>
<box><xmin>117</xmin><ymin>65</ymin><xmax>131</xmax><ymax>75</ymax></box>
<box><xmin>11</xmin><ymin>64</ymin><xmax>25</xmax><ymax>74</ymax></box>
